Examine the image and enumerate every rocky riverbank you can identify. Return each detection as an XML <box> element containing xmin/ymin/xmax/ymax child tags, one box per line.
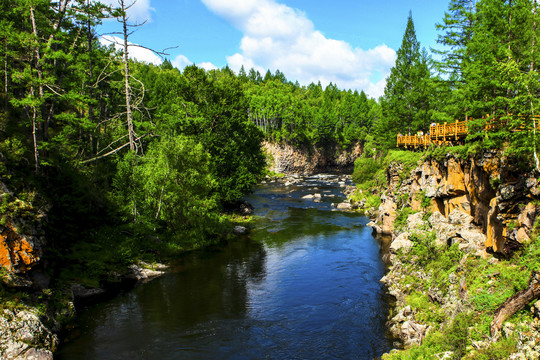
<box><xmin>356</xmin><ymin>151</ymin><xmax>540</xmax><ymax>359</ymax></box>
<box><xmin>0</xmin><ymin>178</ymin><xmax>171</xmax><ymax>359</ymax></box>
<box><xmin>0</xmin><ymin>259</ymin><xmax>168</xmax><ymax>360</ymax></box>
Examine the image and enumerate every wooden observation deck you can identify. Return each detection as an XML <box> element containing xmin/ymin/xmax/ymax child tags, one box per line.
<box><xmin>397</xmin><ymin>120</ymin><xmax>469</xmax><ymax>148</ymax></box>
<box><xmin>396</xmin><ymin>115</ymin><xmax>540</xmax><ymax>148</ymax></box>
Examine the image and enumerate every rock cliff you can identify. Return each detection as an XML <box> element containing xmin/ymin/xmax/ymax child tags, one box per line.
<box><xmin>364</xmin><ymin>151</ymin><xmax>540</xmax><ymax>359</ymax></box>
<box><xmin>0</xmin><ymin>182</ymin><xmax>56</xmax><ymax>359</ymax></box>
<box><xmin>372</xmin><ymin>151</ymin><xmax>539</xmax><ymax>255</ymax></box>
<box><xmin>0</xmin><ymin>184</ymin><xmax>46</xmax><ymax>274</ymax></box>
<box><xmin>263</xmin><ymin>141</ymin><xmax>362</xmax><ymax>174</ymax></box>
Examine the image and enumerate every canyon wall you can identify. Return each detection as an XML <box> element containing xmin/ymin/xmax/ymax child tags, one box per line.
<box><xmin>263</xmin><ymin>141</ymin><xmax>362</xmax><ymax>174</ymax></box>
<box><xmin>374</xmin><ymin>151</ymin><xmax>539</xmax><ymax>254</ymax></box>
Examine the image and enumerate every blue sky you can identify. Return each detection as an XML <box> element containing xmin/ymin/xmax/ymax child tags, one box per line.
<box><xmin>98</xmin><ymin>0</ymin><xmax>451</xmax><ymax>98</ymax></box>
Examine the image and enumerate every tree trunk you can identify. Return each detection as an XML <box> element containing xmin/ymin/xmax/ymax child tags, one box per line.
<box><xmin>31</xmin><ymin>91</ymin><xmax>39</xmax><ymax>174</ymax></box>
<box><xmin>29</xmin><ymin>7</ymin><xmax>42</xmax><ymax>172</ymax></box>
<box><xmin>121</xmin><ymin>0</ymin><xmax>136</xmax><ymax>152</ymax></box>
<box><xmin>532</xmin><ymin>3</ymin><xmax>539</xmax><ymax>171</ymax></box>
<box><xmin>86</xmin><ymin>0</ymin><xmax>95</xmax><ymax>152</ymax></box>
<box><xmin>490</xmin><ymin>272</ymin><xmax>540</xmax><ymax>336</ymax></box>
<box><xmin>3</xmin><ymin>39</ymin><xmax>7</xmax><ymax>112</ymax></box>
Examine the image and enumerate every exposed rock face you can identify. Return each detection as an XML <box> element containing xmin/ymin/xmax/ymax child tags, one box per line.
<box><xmin>0</xmin><ymin>309</ymin><xmax>58</xmax><ymax>360</ymax></box>
<box><xmin>381</xmin><ymin>209</ymin><xmax>485</xmax><ymax>349</ymax></box>
<box><xmin>375</xmin><ymin>194</ymin><xmax>397</xmax><ymax>236</ymax></box>
<box><xmin>0</xmin><ymin>223</ymin><xmax>45</xmax><ymax>274</ymax></box>
<box><xmin>371</xmin><ymin>152</ymin><xmax>539</xmax><ymax>254</ymax></box>
<box><xmin>263</xmin><ymin>141</ymin><xmax>362</xmax><ymax>174</ymax></box>
<box><xmin>0</xmin><ymin>182</ymin><xmax>46</xmax><ymax>275</ymax></box>
<box><xmin>371</xmin><ymin>152</ymin><xmax>540</xmax><ymax>358</ymax></box>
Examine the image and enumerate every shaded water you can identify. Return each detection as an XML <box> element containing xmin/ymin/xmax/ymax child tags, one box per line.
<box><xmin>57</xmin><ymin>175</ymin><xmax>394</xmax><ymax>360</ymax></box>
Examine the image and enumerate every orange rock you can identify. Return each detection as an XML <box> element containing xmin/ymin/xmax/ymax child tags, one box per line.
<box><xmin>0</xmin><ymin>223</ymin><xmax>40</xmax><ymax>274</ymax></box>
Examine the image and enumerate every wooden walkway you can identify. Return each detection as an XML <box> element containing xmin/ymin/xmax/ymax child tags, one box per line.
<box><xmin>397</xmin><ymin>120</ymin><xmax>468</xmax><ymax>148</ymax></box>
<box><xmin>396</xmin><ymin>116</ymin><xmax>540</xmax><ymax>148</ymax></box>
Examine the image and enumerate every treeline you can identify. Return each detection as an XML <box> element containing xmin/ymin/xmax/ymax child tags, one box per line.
<box><xmin>237</xmin><ymin>67</ymin><xmax>380</xmax><ymax>148</ymax></box>
<box><xmin>374</xmin><ymin>0</ymin><xmax>540</xmax><ymax>162</ymax></box>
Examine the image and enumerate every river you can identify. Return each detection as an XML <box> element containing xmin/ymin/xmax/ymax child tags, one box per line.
<box><xmin>57</xmin><ymin>175</ymin><xmax>394</xmax><ymax>360</ymax></box>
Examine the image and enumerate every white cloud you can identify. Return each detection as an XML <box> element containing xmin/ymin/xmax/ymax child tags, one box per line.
<box><xmin>170</xmin><ymin>55</ymin><xmax>218</xmax><ymax>72</ymax></box>
<box><xmin>99</xmin><ymin>0</ymin><xmax>154</xmax><ymax>23</ymax></box>
<box><xmin>171</xmin><ymin>54</ymin><xmax>193</xmax><ymax>69</ymax></box>
<box><xmin>201</xmin><ymin>0</ymin><xmax>396</xmax><ymax>98</ymax></box>
<box><xmin>198</xmin><ymin>62</ymin><xmax>219</xmax><ymax>71</ymax></box>
<box><xmin>100</xmin><ymin>35</ymin><xmax>162</xmax><ymax>65</ymax></box>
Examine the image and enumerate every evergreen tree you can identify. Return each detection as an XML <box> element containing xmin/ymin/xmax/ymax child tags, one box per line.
<box><xmin>433</xmin><ymin>0</ymin><xmax>477</xmax><ymax>120</ymax></box>
<box><xmin>379</xmin><ymin>11</ymin><xmax>432</xmax><ymax>147</ymax></box>
<box><xmin>434</xmin><ymin>0</ymin><xmax>476</xmax><ymax>82</ymax></box>
<box><xmin>464</xmin><ymin>0</ymin><xmax>540</xmax><ymax>155</ymax></box>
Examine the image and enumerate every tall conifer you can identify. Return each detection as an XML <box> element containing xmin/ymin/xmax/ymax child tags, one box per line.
<box><xmin>378</xmin><ymin>11</ymin><xmax>432</xmax><ymax>147</ymax></box>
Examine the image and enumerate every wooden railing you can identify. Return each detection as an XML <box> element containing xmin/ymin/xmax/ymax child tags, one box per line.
<box><xmin>397</xmin><ymin>120</ymin><xmax>469</xmax><ymax>148</ymax></box>
<box><xmin>396</xmin><ymin>115</ymin><xmax>540</xmax><ymax>148</ymax></box>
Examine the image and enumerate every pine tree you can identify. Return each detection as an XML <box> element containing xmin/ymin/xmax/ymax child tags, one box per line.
<box><xmin>378</xmin><ymin>11</ymin><xmax>432</xmax><ymax>147</ymax></box>
<box><xmin>434</xmin><ymin>0</ymin><xmax>476</xmax><ymax>83</ymax></box>
<box><xmin>433</xmin><ymin>0</ymin><xmax>476</xmax><ymax>120</ymax></box>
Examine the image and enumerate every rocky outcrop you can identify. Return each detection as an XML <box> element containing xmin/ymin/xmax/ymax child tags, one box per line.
<box><xmin>0</xmin><ymin>183</ymin><xmax>46</xmax><ymax>275</ymax></box>
<box><xmin>372</xmin><ymin>152</ymin><xmax>539</xmax><ymax>254</ymax></box>
<box><xmin>381</xmin><ymin>208</ymin><xmax>484</xmax><ymax>348</ymax></box>
<box><xmin>0</xmin><ymin>222</ymin><xmax>45</xmax><ymax>275</ymax></box>
<box><xmin>0</xmin><ymin>308</ymin><xmax>58</xmax><ymax>360</ymax></box>
<box><xmin>368</xmin><ymin>151</ymin><xmax>540</xmax><ymax>358</ymax></box>
<box><xmin>263</xmin><ymin>141</ymin><xmax>362</xmax><ymax>174</ymax></box>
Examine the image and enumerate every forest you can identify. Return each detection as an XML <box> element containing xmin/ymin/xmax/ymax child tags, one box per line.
<box><xmin>1</xmin><ymin>0</ymin><xmax>540</xmax><ymax>276</ymax></box>
<box><xmin>0</xmin><ymin>0</ymin><xmax>382</xmax><ymax>264</ymax></box>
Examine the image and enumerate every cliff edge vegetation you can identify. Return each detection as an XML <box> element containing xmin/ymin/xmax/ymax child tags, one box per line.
<box><xmin>350</xmin><ymin>148</ymin><xmax>540</xmax><ymax>360</ymax></box>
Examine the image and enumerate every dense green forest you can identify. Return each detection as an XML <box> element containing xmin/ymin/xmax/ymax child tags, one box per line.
<box><xmin>1</xmin><ymin>0</ymin><xmax>540</xmax><ymax>271</ymax></box>
<box><xmin>375</xmin><ymin>0</ymin><xmax>540</xmax><ymax>160</ymax></box>
<box><xmin>0</xmin><ymin>0</ymin><xmax>381</xmax><ymax>276</ymax></box>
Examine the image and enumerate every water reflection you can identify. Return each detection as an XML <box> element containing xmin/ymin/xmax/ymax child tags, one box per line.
<box><xmin>58</xmin><ymin>239</ymin><xmax>268</xmax><ymax>360</ymax></box>
<box><xmin>58</xmin><ymin>176</ymin><xmax>393</xmax><ymax>360</ymax></box>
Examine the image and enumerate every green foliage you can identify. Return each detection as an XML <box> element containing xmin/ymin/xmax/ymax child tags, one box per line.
<box><xmin>444</xmin><ymin>312</ymin><xmax>473</xmax><ymax>358</ymax></box>
<box><xmin>405</xmin><ymin>291</ymin><xmax>445</xmax><ymax>324</ymax></box>
<box><xmin>377</xmin><ymin>12</ymin><xmax>435</xmax><ymax>150</ymax></box>
<box><xmin>383</xmin><ymin>150</ymin><xmax>422</xmax><ymax>179</ymax></box>
<box><xmin>113</xmin><ymin>135</ymin><xmax>225</xmax><ymax>238</ymax></box>
<box><xmin>408</xmin><ymin>231</ymin><xmax>440</xmax><ymax>266</ymax></box>
<box><xmin>243</xmin><ymin>75</ymin><xmax>378</xmax><ymax>149</ymax></box>
<box><xmin>426</xmin><ymin>145</ymin><xmax>469</xmax><ymax>162</ymax></box>
<box><xmin>0</xmin><ymin>193</ymin><xmax>38</xmax><ymax>227</ymax></box>
<box><xmin>416</xmin><ymin>191</ymin><xmax>431</xmax><ymax>210</ymax></box>
<box><xmin>352</xmin><ymin>157</ymin><xmax>382</xmax><ymax>184</ymax></box>
<box><xmin>467</xmin><ymin>337</ymin><xmax>518</xmax><ymax>360</ymax></box>
<box><xmin>394</xmin><ymin>207</ymin><xmax>416</xmax><ymax>231</ymax></box>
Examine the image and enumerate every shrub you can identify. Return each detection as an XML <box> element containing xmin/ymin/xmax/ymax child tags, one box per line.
<box><xmin>394</xmin><ymin>207</ymin><xmax>416</xmax><ymax>231</ymax></box>
<box><xmin>352</xmin><ymin>156</ymin><xmax>382</xmax><ymax>185</ymax></box>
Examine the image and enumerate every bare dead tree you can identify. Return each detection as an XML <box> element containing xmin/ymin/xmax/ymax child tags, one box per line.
<box><xmin>80</xmin><ymin>0</ymin><xmax>174</xmax><ymax>163</ymax></box>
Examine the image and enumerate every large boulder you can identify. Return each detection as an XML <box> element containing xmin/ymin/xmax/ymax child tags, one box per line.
<box><xmin>390</xmin><ymin>232</ymin><xmax>414</xmax><ymax>254</ymax></box>
<box><xmin>0</xmin><ymin>309</ymin><xmax>57</xmax><ymax>360</ymax></box>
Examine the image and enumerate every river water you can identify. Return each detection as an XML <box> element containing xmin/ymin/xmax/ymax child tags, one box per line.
<box><xmin>57</xmin><ymin>175</ymin><xmax>394</xmax><ymax>360</ymax></box>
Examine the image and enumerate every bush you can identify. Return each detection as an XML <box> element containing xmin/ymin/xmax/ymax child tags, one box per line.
<box><xmin>394</xmin><ymin>207</ymin><xmax>416</xmax><ymax>231</ymax></box>
<box><xmin>352</xmin><ymin>156</ymin><xmax>382</xmax><ymax>185</ymax></box>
